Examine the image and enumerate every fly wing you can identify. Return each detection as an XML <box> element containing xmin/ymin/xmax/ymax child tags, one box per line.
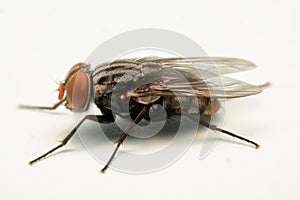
<box><xmin>126</xmin><ymin>58</ymin><xmax>261</xmax><ymax>99</ymax></box>
<box><xmin>131</xmin><ymin>75</ymin><xmax>262</xmax><ymax>99</ymax></box>
<box><xmin>151</xmin><ymin>57</ymin><xmax>257</xmax><ymax>75</ymax></box>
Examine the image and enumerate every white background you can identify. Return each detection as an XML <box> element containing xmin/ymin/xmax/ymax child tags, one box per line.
<box><xmin>1</xmin><ymin>0</ymin><xmax>299</xmax><ymax>199</ymax></box>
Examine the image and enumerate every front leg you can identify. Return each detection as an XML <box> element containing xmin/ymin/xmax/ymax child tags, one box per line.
<box><xmin>19</xmin><ymin>98</ymin><xmax>66</xmax><ymax>110</ymax></box>
<box><xmin>29</xmin><ymin>114</ymin><xmax>114</xmax><ymax>165</ymax></box>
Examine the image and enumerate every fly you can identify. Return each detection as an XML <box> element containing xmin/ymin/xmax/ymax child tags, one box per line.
<box><xmin>20</xmin><ymin>57</ymin><xmax>266</xmax><ymax>173</ymax></box>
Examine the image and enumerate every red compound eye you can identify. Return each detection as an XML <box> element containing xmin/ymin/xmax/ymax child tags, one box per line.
<box><xmin>66</xmin><ymin>71</ymin><xmax>89</xmax><ymax>110</ymax></box>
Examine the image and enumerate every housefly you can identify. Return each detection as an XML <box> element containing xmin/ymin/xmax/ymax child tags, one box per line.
<box><xmin>20</xmin><ymin>57</ymin><xmax>265</xmax><ymax>173</ymax></box>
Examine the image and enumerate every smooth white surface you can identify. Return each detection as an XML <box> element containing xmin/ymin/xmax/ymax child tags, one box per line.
<box><xmin>1</xmin><ymin>0</ymin><xmax>299</xmax><ymax>199</ymax></box>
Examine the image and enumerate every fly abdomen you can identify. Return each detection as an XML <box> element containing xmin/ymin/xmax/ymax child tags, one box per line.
<box><xmin>162</xmin><ymin>96</ymin><xmax>217</xmax><ymax>116</ymax></box>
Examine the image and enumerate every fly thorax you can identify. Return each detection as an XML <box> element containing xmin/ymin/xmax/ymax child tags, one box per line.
<box><xmin>94</xmin><ymin>84</ymin><xmax>114</xmax><ymax>113</ymax></box>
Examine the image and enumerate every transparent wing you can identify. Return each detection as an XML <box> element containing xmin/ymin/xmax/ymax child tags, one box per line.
<box><xmin>130</xmin><ymin>74</ymin><xmax>262</xmax><ymax>99</ymax></box>
<box><xmin>145</xmin><ymin>57</ymin><xmax>257</xmax><ymax>75</ymax></box>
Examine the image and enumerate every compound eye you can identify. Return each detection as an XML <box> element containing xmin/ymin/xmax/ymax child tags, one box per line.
<box><xmin>66</xmin><ymin>71</ymin><xmax>89</xmax><ymax>110</ymax></box>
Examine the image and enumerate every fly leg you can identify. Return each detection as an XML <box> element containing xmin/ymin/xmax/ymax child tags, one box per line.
<box><xmin>100</xmin><ymin>106</ymin><xmax>149</xmax><ymax>173</ymax></box>
<box><xmin>19</xmin><ymin>98</ymin><xmax>66</xmax><ymax>110</ymax></box>
<box><xmin>29</xmin><ymin>115</ymin><xmax>114</xmax><ymax>165</ymax></box>
<box><xmin>176</xmin><ymin>109</ymin><xmax>260</xmax><ymax>149</ymax></box>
